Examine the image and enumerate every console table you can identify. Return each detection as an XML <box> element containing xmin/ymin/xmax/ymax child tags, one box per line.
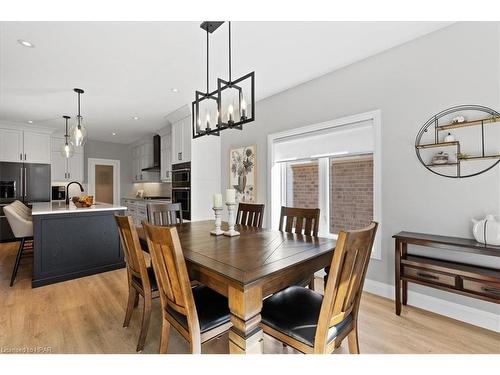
<box><xmin>393</xmin><ymin>231</ymin><xmax>500</xmax><ymax>315</ymax></box>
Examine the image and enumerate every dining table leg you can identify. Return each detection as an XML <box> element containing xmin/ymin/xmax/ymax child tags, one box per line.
<box><xmin>228</xmin><ymin>284</ymin><xmax>264</xmax><ymax>354</ymax></box>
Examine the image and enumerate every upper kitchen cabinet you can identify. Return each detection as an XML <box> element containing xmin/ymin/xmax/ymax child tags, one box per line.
<box><xmin>0</xmin><ymin>128</ymin><xmax>23</xmax><ymax>162</ymax></box>
<box><xmin>171</xmin><ymin>115</ymin><xmax>191</xmax><ymax>164</ymax></box>
<box><xmin>0</xmin><ymin>128</ymin><xmax>50</xmax><ymax>164</ymax></box>
<box><xmin>160</xmin><ymin>129</ymin><xmax>172</xmax><ymax>182</ymax></box>
<box><xmin>50</xmin><ymin>137</ymin><xmax>84</xmax><ymax>182</ymax></box>
<box><xmin>131</xmin><ymin>137</ymin><xmax>160</xmax><ymax>182</ymax></box>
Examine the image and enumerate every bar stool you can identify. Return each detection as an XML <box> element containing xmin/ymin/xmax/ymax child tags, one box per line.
<box><xmin>4</xmin><ymin>201</ymin><xmax>33</xmax><ymax>287</ymax></box>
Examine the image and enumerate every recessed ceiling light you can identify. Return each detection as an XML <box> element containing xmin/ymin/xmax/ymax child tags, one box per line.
<box><xmin>27</xmin><ymin>120</ymin><xmax>33</xmax><ymax>124</ymax></box>
<box><xmin>17</xmin><ymin>39</ymin><xmax>35</xmax><ymax>48</ymax></box>
<box><xmin>112</xmin><ymin>132</ymin><xmax>117</xmax><ymax>136</ymax></box>
<box><xmin>133</xmin><ymin>116</ymin><xmax>140</xmax><ymax>120</ymax></box>
<box><xmin>171</xmin><ymin>88</ymin><xmax>179</xmax><ymax>93</ymax></box>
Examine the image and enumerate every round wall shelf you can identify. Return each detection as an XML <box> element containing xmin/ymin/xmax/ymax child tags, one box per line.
<box><xmin>415</xmin><ymin>105</ymin><xmax>500</xmax><ymax>178</ymax></box>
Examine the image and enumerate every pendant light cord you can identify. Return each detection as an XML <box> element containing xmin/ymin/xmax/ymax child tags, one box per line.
<box><xmin>65</xmin><ymin>117</ymin><xmax>69</xmax><ymax>144</ymax></box>
<box><xmin>206</xmin><ymin>29</ymin><xmax>209</xmax><ymax>94</ymax></box>
<box><xmin>229</xmin><ymin>21</ymin><xmax>232</xmax><ymax>83</ymax></box>
<box><xmin>77</xmin><ymin>92</ymin><xmax>81</xmax><ymax>128</ymax></box>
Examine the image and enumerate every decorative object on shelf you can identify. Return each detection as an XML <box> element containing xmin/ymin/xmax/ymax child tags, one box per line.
<box><xmin>223</xmin><ymin>189</ymin><xmax>240</xmax><ymax>237</ymax></box>
<box><xmin>229</xmin><ymin>145</ymin><xmax>256</xmax><ymax>202</ymax></box>
<box><xmin>472</xmin><ymin>215</ymin><xmax>500</xmax><ymax>246</ymax></box>
<box><xmin>430</xmin><ymin>151</ymin><xmax>449</xmax><ymax>165</ymax></box>
<box><xmin>192</xmin><ymin>21</ymin><xmax>255</xmax><ymax>139</ymax></box>
<box><xmin>60</xmin><ymin>115</ymin><xmax>74</xmax><ymax>159</ymax></box>
<box><xmin>443</xmin><ymin>132</ymin><xmax>455</xmax><ymax>142</ymax></box>
<box><xmin>415</xmin><ymin>105</ymin><xmax>500</xmax><ymax>178</ymax></box>
<box><xmin>70</xmin><ymin>88</ymin><xmax>87</xmax><ymax>147</ymax></box>
<box><xmin>72</xmin><ymin>195</ymin><xmax>94</xmax><ymax>208</ymax></box>
<box><xmin>451</xmin><ymin>115</ymin><xmax>466</xmax><ymax>124</ymax></box>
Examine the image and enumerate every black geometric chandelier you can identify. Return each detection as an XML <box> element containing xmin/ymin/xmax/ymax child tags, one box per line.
<box><xmin>192</xmin><ymin>21</ymin><xmax>255</xmax><ymax>139</ymax></box>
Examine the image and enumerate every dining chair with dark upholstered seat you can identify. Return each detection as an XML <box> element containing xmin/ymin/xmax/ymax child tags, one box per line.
<box><xmin>236</xmin><ymin>203</ymin><xmax>265</xmax><ymax>228</ymax></box>
<box><xmin>278</xmin><ymin>206</ymin><xmax>320</xmax><ymax>289</ymax></box>
<box><xmin>114</xmin><ymin>214</ymin><xmax>159</xmax><ymax>352</ymax></box>
<box><xmin>146</xmin><ymin>202</ymin><xmax>183</xmax><ymax>226</ymax></box>
<box><xmin>142</xmin><ymin>221</ymin><xmax>232</xmax><ymax>354</ymax></box>
<box><xmin>261</xmin><ymin>222</ymin><xmax>378</xmax><ymax>354</ymax></box>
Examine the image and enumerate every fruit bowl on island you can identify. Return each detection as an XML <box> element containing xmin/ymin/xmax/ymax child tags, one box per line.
<box><xmin>72</xmin><ymin>195</ymin><xmax>94</xmax><ymax>208</ymax></box>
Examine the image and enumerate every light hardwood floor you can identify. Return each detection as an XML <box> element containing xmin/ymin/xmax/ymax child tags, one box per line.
<box><xmin>0</xmin><ymin>241</ymin><xmax>498</xmax><ymax>354</ymax></box>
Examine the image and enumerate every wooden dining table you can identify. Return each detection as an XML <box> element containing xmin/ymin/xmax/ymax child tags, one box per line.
<box><xmin>137</xmin><ymin>220</ymin><xmax>336</xmax><ymax>354</ymax></box>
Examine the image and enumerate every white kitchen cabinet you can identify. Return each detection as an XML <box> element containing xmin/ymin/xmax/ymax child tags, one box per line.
<box><xmin>67</xmin><ymin>153</ymin><xmax>84</xmax><ymax>181</ymax></box>
<box><xmin>23</xmin><ymin>131</ymin><xmax>51</xmax><ymax>163</ymax></box>
<box><xmin>0</xmin><ymin>128</ymin><xmax>50</xmax><ymax>164</ymax></box>
<box><xmin>0</xmin><ymin>128</ymin><xmax>23</xmax><ymax>162</ymax></box>
<box><xmin>50</xmin><ymin>137</ymin><xmax>84</xmax><ymax>182</ymax></box>
<box><xmin>131</xmin><ymin>140</ymin><xmax>158</xmax><ymax>182</ymax></box>
<box><xmin>171</xmin><ymin>115</ymin><xmax>191</xmax><ymax>164</ymax></box>
<box><xmin>160</xmin><ymin>132</ymin><xmax>172</xmax><ymax>182</ymax></box>
<box><xmin>50</xmin><ymin>151</ymin><xmax>67</xmax><ymax>181</ymax></box>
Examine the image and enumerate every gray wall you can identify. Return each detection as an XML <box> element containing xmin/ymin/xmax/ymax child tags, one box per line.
<box><xmin>221</xmin><ymin>22</ymin><xmax>500</xmax><ymax>314</ymax></box>
<box><xmin>84</xmin><ymin>140</ymin><xmax>134</xmax><ymax>198</ymax></box>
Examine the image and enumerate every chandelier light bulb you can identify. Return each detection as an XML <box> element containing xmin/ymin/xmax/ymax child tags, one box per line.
<box><xmin>206</xmin><ymin>111</ymin><xmax>211</xmax><ymax>129</ymax></box>
<box><xmin>228</xmin><ymin>104</ymin><xmax>234</xmax><ymax>122</ymax></box>
<box><xmin>241</xmin><ymin>98</ymin><xmax>247</xmax><ymax>119</ymax></box>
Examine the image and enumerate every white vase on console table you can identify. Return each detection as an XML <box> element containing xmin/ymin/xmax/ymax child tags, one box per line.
<box><xmin>472</xmin><ymin>215</ymin><xmax>500</xmax><ymax>246</ymax></box>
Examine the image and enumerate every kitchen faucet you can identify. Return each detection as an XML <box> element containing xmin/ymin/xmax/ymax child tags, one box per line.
<box><xmin>65</xmin><ymin>181</ymin><xmax>84</xmax><ymax>205</ymax></box>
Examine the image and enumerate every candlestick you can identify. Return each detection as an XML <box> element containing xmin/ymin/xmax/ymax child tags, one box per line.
<box><xmin>211</xmin><ymin>207</ymin><xmax>224</xmax><ymax>236</ymax></box>
<box><xmin>213</xmin><ymin>193</ymin><xmax>222</xmax><ymax>208</ymax></box>
<box><xmin>223</xmin><ymin>202</ymin><xmax>240</xmax><ymax>237</ymax></box>
<box><xmin>226</xmin><ymin>188</ymin><xmax>236</xmax><ymax>204</ymax></box>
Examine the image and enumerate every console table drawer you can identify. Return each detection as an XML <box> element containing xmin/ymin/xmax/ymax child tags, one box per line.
<box><xmin>462</xmin><ymin>279</ymin><xmax>500</xmax><ymax>300</ymax></box>
<box><xmin>403</xmin><ymin>267</ymin><xmax>456</xmax><ymax>286</ymax></box>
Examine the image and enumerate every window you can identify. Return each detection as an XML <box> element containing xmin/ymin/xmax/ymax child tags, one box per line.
<box><xmin>269</xmin><ymin>111</ymin><xmax>381</xmax><ymax>259</ymax></box>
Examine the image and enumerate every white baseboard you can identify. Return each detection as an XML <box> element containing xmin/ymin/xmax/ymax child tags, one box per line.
<box><xmin>363</xmin><ymin>278</ymin><xmax>500</xmax><ymax>333</ymax></box>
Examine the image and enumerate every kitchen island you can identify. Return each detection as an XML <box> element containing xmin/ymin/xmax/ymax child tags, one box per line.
<box><xmin>31</xmin><ymin>202</ymin><xmax>127</xmax><ymax>288</ymax></box>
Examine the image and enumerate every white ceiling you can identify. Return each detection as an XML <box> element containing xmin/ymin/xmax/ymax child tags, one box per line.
<box><xmin>0</xmin><ymin>21</ymin><xmax>452</xmax><ymax>144</ymax></box>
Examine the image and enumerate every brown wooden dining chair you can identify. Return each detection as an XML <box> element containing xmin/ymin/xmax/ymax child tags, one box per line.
<box><xmin>142</xmin><ymin>221</ymin><xmax>232</xmax><ymax>354</ymax></box>
<box><xmin>279</xmin><ymin>206</ymin><xmax>320</xmax><ymax>289</ymax></box>
<box><xmin>236</xmin><ymin>203</ymin><xmax>265</xmax><ymax>228</ymax></box>
<box><xmin>146</xmin><ymin>202</ymin><xmax>183</xmax><ymax>226</ymax></box>
<box><xmin>278</xmin><ymin>206</ymin><xmax>320</xmax><ymax>236</ymax></box>
<box><xmin>114</xmin><ymin>214</ymin><xmax>159</xmax><ymax>352</ymax></box>
<box><xmin>261</xmin><ymin>222</ymin><xmax>378</xmax><ymax>354</ymax></box>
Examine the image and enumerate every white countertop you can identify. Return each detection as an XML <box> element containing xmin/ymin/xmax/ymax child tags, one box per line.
<box><xmin>31</xmin><ymin>201</ymin><xmax>127</xmax><ymax>216</ymax></box>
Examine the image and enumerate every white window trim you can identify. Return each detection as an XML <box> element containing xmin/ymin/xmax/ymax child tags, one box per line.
<box><xmin>87</xmin><ymin>158</ymin><xmax>121</xmax><ymax>205</ymax></box>
<box><xmin>267</xmin><ymin>110</ymin><xmax>382</xmax><ymax>260</ymax></box>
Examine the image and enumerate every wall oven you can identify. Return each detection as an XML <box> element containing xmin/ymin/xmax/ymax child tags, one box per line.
<box><xmin>172</xmin><ymin>162</ymin><xmax>191</xmax><ymax>220</ymax></box>
<box><xmin>172</xmin><ymin>188</ymin><xmax>191</xmax><ymax>221</ymax></box>
<box><xmin>171</xmin><ymin>162</ymin><xmax>190</xmax><ymax>188</ymax></box>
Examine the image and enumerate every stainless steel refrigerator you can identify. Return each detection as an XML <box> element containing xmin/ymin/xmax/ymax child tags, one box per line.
<box><xmin>0</xmin><ymin>162</ymin><xmax>51</xmax><ymax>241</ymax></box>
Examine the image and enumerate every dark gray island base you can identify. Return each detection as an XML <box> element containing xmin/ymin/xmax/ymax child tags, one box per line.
<box><xmin>31</xmin><ymin>202</ymin><xmax>127</xmax><ymax>288</ymax></box>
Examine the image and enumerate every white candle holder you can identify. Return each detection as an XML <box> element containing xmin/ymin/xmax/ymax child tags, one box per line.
<box><xmin>211</xmin><ymin>207</ymin><xmax>224</xmax><ymax>236</ymax></box>
<box><xmin>223</xmin><ymin>202</ymin><xmax>240</xmax><ymax>237</ymax></box>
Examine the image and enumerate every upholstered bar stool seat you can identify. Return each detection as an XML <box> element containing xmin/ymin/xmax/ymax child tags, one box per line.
<box><xmin>262</xmin><ymin>286</ymin><xmax>353</xmax><ymax>347</ymax></box>
<box><xmin>4</xmin><ymin>201</ymin><xmax>34</xmax><ymax>286</ymax></box>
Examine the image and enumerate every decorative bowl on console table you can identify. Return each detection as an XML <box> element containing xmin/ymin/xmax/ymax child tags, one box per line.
<box><xmin>72</xmin><ymin>195</ymin><xmax>94</xmax><ymax>208</ymax></box>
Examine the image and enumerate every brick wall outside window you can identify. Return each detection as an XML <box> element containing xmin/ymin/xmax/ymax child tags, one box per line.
<box><xmin>330</xmin><ymin>157</ymin><xmax>373</xmax><ymax>234</ymax></box>
<box><xmin>287</xmin><ymin>157</ymin><xmax>373</xmax><ymax>234</ymax></box>
<box><xmin>289</xmin><ymin>162</ymin><xmax>319</xmax><ymax>209</ymax></box>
